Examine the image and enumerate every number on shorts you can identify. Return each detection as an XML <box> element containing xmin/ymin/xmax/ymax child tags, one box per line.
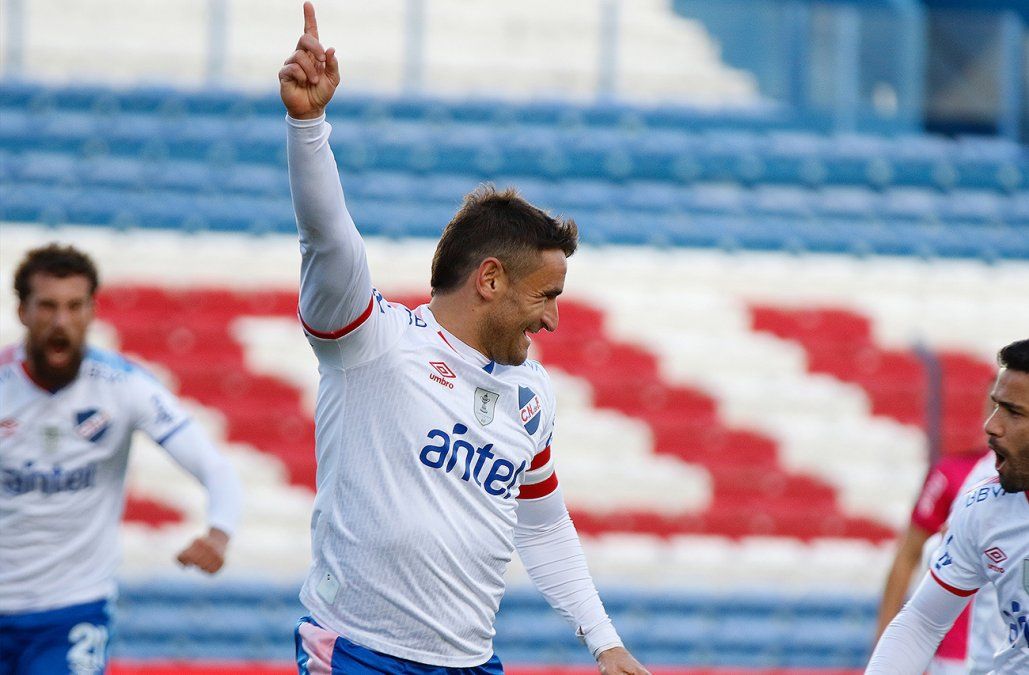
<box><xmin>67</xmin><ymin>621</ymin><xmax>109</xmax><ymax>675</ymax></box>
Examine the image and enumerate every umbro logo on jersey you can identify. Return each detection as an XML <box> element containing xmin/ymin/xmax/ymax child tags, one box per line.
<box><xmin>75</xmin><ymin>409</ymin><xmax>111</xmax><ymax>443</ymax></box>
<box><xmin>984</xmin><ymin>547</ymin><xmax>1008</xmax><ymax>573</ymax></box>
<box><xmin>429</xmin><ymin>361</ymin><xmax>456</xmax><ymax>389</ymax></box>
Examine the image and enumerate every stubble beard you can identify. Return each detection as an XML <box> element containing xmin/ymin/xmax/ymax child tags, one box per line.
<box><xmin>999</xmin><ymin>467</ymin><xmax>1028</xmax><ymax>494</ymax></box>
<box><xmin>480</xmin><ymin>310</ymin><xmax>527</xmax><ymax>367</ymax></box>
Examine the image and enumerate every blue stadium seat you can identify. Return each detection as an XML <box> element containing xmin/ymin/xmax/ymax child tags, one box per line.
<box><xmin>17</xmin><ymin>152</ymin><xmax>80</xmax><ymax>185</ymax></box>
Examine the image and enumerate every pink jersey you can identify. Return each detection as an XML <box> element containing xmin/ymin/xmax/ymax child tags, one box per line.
<box><xmin>911</xmin><ymin>451</ymin><xmax>986</xmax><ymax>534</ymax></box>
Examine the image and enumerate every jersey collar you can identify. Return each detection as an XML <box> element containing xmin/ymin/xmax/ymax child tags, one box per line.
<box><xmin>421</xmin><ymin>306</ymin><xmax>497</xmax><ymax>373</ymax></box>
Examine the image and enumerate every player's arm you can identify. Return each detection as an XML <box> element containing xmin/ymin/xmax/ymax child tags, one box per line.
<box><xmin>131</xmin><ymin>369</ymin><xmax>243</xmax><ymax>573</ymax></box>
<box><xmin>874</xmin><ymin>523</ymin><xmax>932</xmax><ymax>639</ymax></box>
<box><xmin>160</xmin><ymin>422</ymin><xmax>243</xmax><ymax>573</ymax></box>
<box><xmin>866</xmin><ymin>572</ymin><xmax>973</xmax><ymax>674</ymax></box>
<box><xmin>281</xmin><ymin>2</ymin><xmax>374</xmax><ymax>337</ymax></box>
<box><xmin>514</xmin><ymin>482</ymin><xmax>649</xmax><ymax>674</ymax></box>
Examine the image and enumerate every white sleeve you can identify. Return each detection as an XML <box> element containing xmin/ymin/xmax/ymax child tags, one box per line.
<box><xmin>865</xmin><ymin>573</ymin><xmax>972</xmax><ymax>674</ymax></box>
<box><xmin>287</xmin><ymin>114</ymin><xmax>374</xmax><ymax>337</ymax></box>
<box><xmin>514</xmin><ymin>487</ymin><xmax>623</xmax><ymax>658</ymax></box>
<box><xmin>158</xmin><ymin>421</ymin><xmax>243</xmax><ymax>536</ymax></box>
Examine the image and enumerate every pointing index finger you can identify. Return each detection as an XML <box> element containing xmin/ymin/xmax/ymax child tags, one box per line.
<box><xmin>303</xmin><ymin>1</ymin><xmax>319</xmax><ymax>41</ymax></box>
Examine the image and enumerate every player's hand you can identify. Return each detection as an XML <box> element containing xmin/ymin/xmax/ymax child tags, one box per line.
<box><xmin>176</xmin><ymin>527</ymin><xmax>229</xmax><ymax>574</ymax></box>
<box><xmin>279</xmin><ymin>2</ymin><xmax>340</xmax><ymax>119</ymax></box>
<box><xmin>597</xmin><ymin>646</ymin><xmax>650</xmax><ymax>674</ymax></box>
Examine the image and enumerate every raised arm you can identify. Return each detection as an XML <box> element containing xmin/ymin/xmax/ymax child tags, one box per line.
<box><xmin>281</xmin><ymin>2</ymin><xmax>372</xmax><ymax>335</ymax></box>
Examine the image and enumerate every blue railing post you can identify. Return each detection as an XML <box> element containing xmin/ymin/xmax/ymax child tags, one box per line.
<box><xmin>833</xmin><ymin>4</ymin><xmax>861</xmax><ymax>132</ymax></box>
<box><xmin>896</xmin><ymin>0</ymin><xmax>926</xmax><ymax>128</ymax></box>
<box><xmin>783</xmin><ymin>0</ymin><xmax>810</xmax><ymax>113</ymax></box>
<box><xmin>998</xmin><ymin>10</ymin><xmax>1024</xmax><ymax>142</ymax></box>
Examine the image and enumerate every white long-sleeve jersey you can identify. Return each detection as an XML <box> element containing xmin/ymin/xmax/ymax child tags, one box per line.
<box><xmin>288</xmin><ymin>114</ymin><xmax>620</xmax><ymax>667</ymax></box>
<box><xmin>868</xmin><ymin>476</ymin><xmax>1029</xmax><ymax>674</ymax></box>
<box><xmin>0</xmin><ymin>345</ymin><xmax>241</xmax><ymax>613</ymax></box>
<box><xmin>950</xmin><ymin>453</ymin><xmax>1005</xmax><ymax>673</ymax></box>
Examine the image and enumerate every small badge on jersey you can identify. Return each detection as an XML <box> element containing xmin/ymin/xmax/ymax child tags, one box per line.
<box><xmin>316</xmin><ymin>572</ymin><xmax>340</xmax><ymax>604</ymax></box>
<box><xmin>44</xmin><ymin>425</ymin><xmax>61</xmax><ymax>454</ymax></box>
<box><xmin>1023</xmin><ymin>558</ymin><xmax>1029</xmax><ymax>594</ymax></box>
<box><xmin>75</xmin><ymin>409</ymin><xmax>111</xmax><ymax>443</ymax></box>
<box><xmin>474</xmin><ymin>387</ymin><xmax>500</xmax><ymax>426</ymax></box>
<box><xmin>518</xmin><ymin>386</ymin><xmax>542</xmax><ymax>435</ymax></box>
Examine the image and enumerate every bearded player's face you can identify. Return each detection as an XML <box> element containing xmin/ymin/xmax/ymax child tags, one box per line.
<box><xmin>18</xmin><ymin>273</ymin><xmax>95</xmax><ymax>390</ymax></box>
<box><xmin>481</xmin><ymin>249</ymin><xmax>566</xmax><ymax>366</ymax></box>
<box><xmin>984</xmin><ymin>367</ymin><xmax>1029</xmax><ymax>493</ymax></box>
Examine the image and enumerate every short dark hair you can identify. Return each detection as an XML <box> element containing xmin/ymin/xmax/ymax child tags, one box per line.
<box><xmin>998</xmin><ymin>339</ymin><xmax>1029</xmax><ymax>374</ymax></box>
<box><xmin>430</xmin><ymin>185</ymin><xmax>578</xmax><ymax>295</ymax></box>
<box><xmin>14</xmin><ymin>244</ymin><xmax>100</xmax><ymax>302</ymax></box>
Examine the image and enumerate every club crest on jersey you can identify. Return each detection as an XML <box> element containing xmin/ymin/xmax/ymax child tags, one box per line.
<box><xmin>474</xmin><ymin>388</ymin><xmax>500</xmax><ymax>426</ymax></box>
<box><xmin>518</xmin><ymin>386</ymin><xmax>542</xmax><ymax>435</ymax></box>
<box><xmin>75</xmin><ymin>409</ymin><xmax>111</xmax><ymax>443</ymax></box>
<box><xmin>1023</xmin><ymin>559</ymin><xmax>1029</xmax><ymax>594</ymax></box>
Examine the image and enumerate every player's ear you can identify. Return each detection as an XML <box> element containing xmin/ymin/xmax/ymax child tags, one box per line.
<box><xmin>475</xmin><ymin>257</ymin><xmax>507</xmax><ymax>300</ymax></box>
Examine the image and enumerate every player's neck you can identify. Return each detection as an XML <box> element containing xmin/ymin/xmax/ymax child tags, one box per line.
<box><xmin>427</xmin><ymin>294</ymin><xmax>490</xmax><ymax>361</ymax></box>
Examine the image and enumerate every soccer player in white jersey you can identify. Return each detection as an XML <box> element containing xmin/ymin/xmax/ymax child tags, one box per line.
<box><xmin>0</xmin><ymin>244</ymin><xmax>243</xmax><ymax>675</ymax></box>
<box><xmin>949</xmin><ymin>450</ymin><xmax>1006</xmax><ymax>673</ymax></box>
<box><xmin>866</xmin><ymin>338</ymin><xmax>1029</xmax><ymax>673</ymax></box>
<box><xmin>280</xmin><ymin>4</ymin><xmax>648</xmax><ymax>674</ymax></box>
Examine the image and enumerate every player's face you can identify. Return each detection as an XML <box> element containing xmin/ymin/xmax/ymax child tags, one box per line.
<box><xmin>481</xmin><ymin>249</ymin><xmax>566</xmax><ymax>366</ymax></box>
<box><xmin>18</xmin><ymin>273</ymin><xmax>95</xmax><ymax>389</ymax></box>
<box><xmin>984</xmin><ymin>367</ymin><xmax>1029</xmax><ymax>493</ymax></box>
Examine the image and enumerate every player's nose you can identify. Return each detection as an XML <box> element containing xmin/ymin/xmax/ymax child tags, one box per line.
<box><xmin>51</xmin><ymin>306</ymin><xmax>72</xmax><ymax>328</ymax></box>
<box><xmin>541</xmin><ymin>300</ymin><xmax>559</xmax><ymax>333</ymax></box>
<box><xmin>984</xmin><ymin>408</ymin><xmax>1002</xmax><ymax>437</ymax></box>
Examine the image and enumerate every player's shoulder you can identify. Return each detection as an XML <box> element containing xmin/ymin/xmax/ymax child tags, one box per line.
<box><xmin>955</xmin><ymin>476</ymin><xmax>1011</xmax><ymax>515</ymax></box>
<box><xmin>0</xmin><ymin>344</ymin><xmax>20</xmax><ymax>370</ymax></box>
<box><xmin>515</xmin><ymin>358</ymin><xmax>553</xmax><ymax>389</ymax></box>
<box><xmin>0</xmin><ymin>344</ymin><xmax>21</xmax><ymax>384</ymax></box>
<box><xmin>81</xmin><ymin>347</ymin><xmax>158</xmax><ymax>384</ymax></box>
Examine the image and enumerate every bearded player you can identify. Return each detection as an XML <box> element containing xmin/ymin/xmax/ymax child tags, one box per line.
<box><xmin>867</xmin><ymin>338</ymin><xmax>1029</xmax><ymax>673</ymax></box>
<box><xmin>0</xmin><ymin>244</ymin><xmax>242</xmax><ymax>675</ymax></box>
